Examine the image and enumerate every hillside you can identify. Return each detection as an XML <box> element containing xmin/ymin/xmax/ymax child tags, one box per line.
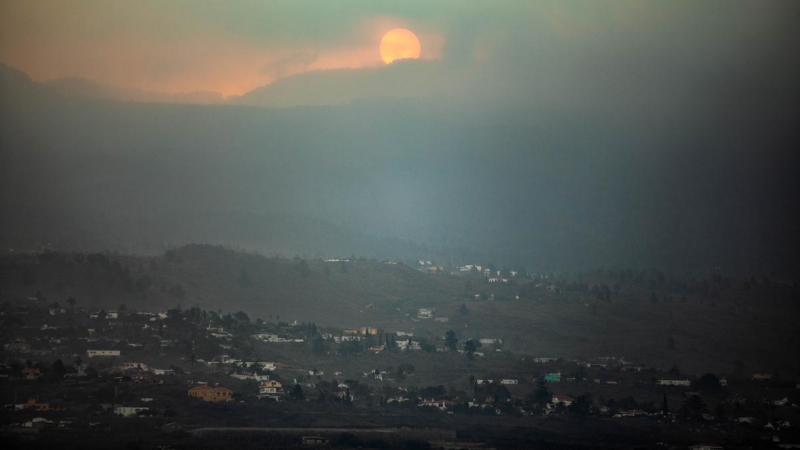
<box><xmin>1</xmin><ymin>245</ymin><xmax>798</xmax><ymax>377</ymax></box>
<box><xmin>0</xmin><ymin>245</ymin><xmax>464</xmax><ymax>327</ymax></box>
<box><xmin>2</xmin><ymin>63</ymin><xmax>798</xmax><ymax>273</ymax></box>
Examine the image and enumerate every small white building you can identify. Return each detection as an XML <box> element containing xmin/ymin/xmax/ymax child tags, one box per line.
<box><xmin>258</xmin><ymin>380</ymin><xmax>284</xmax><ymax>400</ymax></box>
<box><xmin>231</xmin><ymin>372</ymin><xmax>269</xmax><ymax>382</ymax></box>
<box><xmin>657</xmin><ymin>379</ymin><xmax>691</xmax><ymax>387</ymax></box>
<box><xmin>552</xmin><ymin>395</ymin><xmax>574</xmax><ymax>406</ymax></box>
<box><xmin>533</xmin><ymin>357</ymin><xmax>557</xmax><ymax>363</ymax></box>
<box><xmin>114</xmin><ymin>406</ymin><xmax>149</xmax><ymax>417</ymax></box>
<box><xmin>87</xmin><ymin>350</ymin><xmax>121</xmax><ymax>358</ymax></box>
<box><xmin>417</xmin><ymin>309</ymin><xmax>433</xmax><ymax>319</ymax></box>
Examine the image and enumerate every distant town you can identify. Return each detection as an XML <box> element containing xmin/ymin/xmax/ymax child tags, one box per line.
<box><xmin>2</xmin><ymin>288</ymin><xmax>798</xmax><ymax>449</ymax></box>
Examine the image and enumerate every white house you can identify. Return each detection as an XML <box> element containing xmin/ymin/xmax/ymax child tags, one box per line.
<box><xmin>551</xmin><ymin>395</ymin><xmax>574</xmax><ymax>406</ymax></box>
<box><xmin>533</xmin><ymin>357</ymin><xmax>557</xmax><ymax>363</ymax></box>
<box><xmin>116</xmin><ymin>362</ymin><xmax>149</xmax><ymax>371</ymax></box>
<box><xmin>500</xmin><ymin>379</ymin><xmax>518</xmax><ymax>385</ymax></box>
<box><xmin>688</xmin><ymin>445</ymin><xmax>724</xmax><ymax>450</ymax></box>
<box><xmin>259</xmin><ymin>362</ymin><xmax>277</xmax><ymax>371</ymax></box>
<box><xmin>231</xmin><ymin>372</ymin><xmax>269</xmax><ymax>382</ymax></box>
<box><xmin>258</xmin><ymin>380</ymin><xmax>284</xmax><ymax>400</ymax></box>
<box><xmin>417</xmin><ymin>309</ymin><xmax>433</xmax><ymax>319</ymax></box>
<box><xmin>114</xmin><ymin>406</ymin><xmax>149</xmax><ymax>417</ymax></box>
<box><xmin>657</xmin><ymin>379</ymin><xmax>691</xmax><ymax>387</ymax></box>
<box><xmin>87</xmin><ymin>350</ymin><xmax>120</xmax><ymax>358</ymax></box>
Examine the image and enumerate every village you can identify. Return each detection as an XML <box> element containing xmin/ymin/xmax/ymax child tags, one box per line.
<box><xmin>1</xmin><ymin>296</ymin><xmax>799</xmax><ymax>449</ymax></box>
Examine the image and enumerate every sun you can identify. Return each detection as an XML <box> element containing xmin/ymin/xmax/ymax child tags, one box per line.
<box><xmin>379</xmin><ymin>28</ymin><xmax>421</xmax><ymax>64</ymax></box>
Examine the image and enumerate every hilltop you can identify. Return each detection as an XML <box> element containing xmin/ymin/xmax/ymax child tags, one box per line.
<box><xmin>0</xmin><ymin>244</ymin><xmax>463</xmax><ymax>327</ymax></box>
<box><xmin>1</xmin><ymin>245</ymin><xmax>798</xmax><ymax>377</ymax></box>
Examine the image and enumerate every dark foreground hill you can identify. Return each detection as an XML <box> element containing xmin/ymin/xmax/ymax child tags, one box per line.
<box><xmin>1</xmin><ymin>244</ymin><xmax>798</xmax><ymax>377</ymax></box>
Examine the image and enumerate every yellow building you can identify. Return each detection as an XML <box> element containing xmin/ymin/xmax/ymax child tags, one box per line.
<box><xmin>359</xmin><ymin>327</ymin><xmax>378</xmax><ymax>336</ymax></box>
<box><xmin>20</xmin><ymin>398</ymin><xmax>49</xmax><ymax>411</ymax></box>
<box><xmin>188</xmin><ymin>385</ymin><xmax>233</xmax><ymax>402</ymax></box>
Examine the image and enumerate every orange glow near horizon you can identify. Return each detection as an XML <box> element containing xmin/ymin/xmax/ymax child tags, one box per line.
<box><xmin>379</xmin><ymin>28</ymin><xmax>421</xmax><ymax>64</ymax></box>
<box><xmin>0</xmin><ymin>10</ymin><xmax>442</xmax><ymax>98</ymax></box>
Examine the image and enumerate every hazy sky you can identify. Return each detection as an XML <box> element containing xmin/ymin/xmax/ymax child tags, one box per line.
<box><xmin>1</xmin><ymin>1</ymin><xmax>798</xmax><ymax>270</ymax></box>
<box><xmin>3</xmin><ymin>1</ymin><xmax>796</xmax><ymax>99</ymax></box>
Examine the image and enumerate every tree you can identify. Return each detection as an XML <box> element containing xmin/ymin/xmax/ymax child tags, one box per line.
<box><xmin>696</xmin><ymin>373</ymin><xmax>722</xmax><ymax>395</ymax></box>
<box><xmin>51</xmin><ymin>359</ymin><xmax>66</xmax><ymax>378</ymax></box>
<box><xmin>190</xmin><ymin>353</ymin><xmax>197</xmax><ymax>373</ymax></box>
<box><xmin>234</xmin><ymin>311</ymin><xmax>250</xmax><ymax>323</ymax></box>
<box><xmin>419</xmin><ymin>339</ymin><xmax>436</xmax><ymax>353</ymax></box>
<box><xmin>661</xmin><ymin>393</ymin><xmax>669</xmax><ymax>416</ymax></box>
<box><xmin>289</xmin><ymin>384</ymin><xmax>304</xmax><ymax>401</ymax></box>
<box><xmin>339</xmin><ymin>340</ymin><xmax>363</xmax><ymax>356</ymax></box>
<box><xmin>459</xmin><ymin>303</ymin><xmax>469</xmax><ymax>316</ymax></box>
<box><xmin>575</xmin><ymin>365</ymin><xmax>587</xmax><ymax>382</ymax></box>
<box><xmin>444</xmin><ymin>330</ymin><xmax>458</xmax><ymax>352</ymax></box>
<box><xmin>464</xmin><ymin>340</ymin><xmax>477</xmax><ymax>360</ymax></box>
<box><xmin>533</xmin><ymin>376</ymin><xmax>550</xmax><ymax>405</ymax></box>
<box><xmin>568</xmin><ymin>394</ymin><xmax>593</xmax><ymax>416</ymax></box>
<box><xmin>680</xmin><ymin>395</ymin><xmax>707</xmax><ymax>421</ymax></box>
<box><xmin>67</xmin><ymin>297</ymin><xmax>77</xmax><ymax>311</ymax></box>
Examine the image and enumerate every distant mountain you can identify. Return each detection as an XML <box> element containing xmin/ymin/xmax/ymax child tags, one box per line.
<box><xmin>44</xmin><ymin>77</ymin><xmax>224</xmax><ymax>104</ymax></box>
<box><xmin>1</xmin><ymin>62</ymin><xmax>798</xmax><ymax>274</ymax></box>
<box><xmin>229</xmin><ymin>59</ymin><xmax>456</xmax><ymax>107</ymax></box>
